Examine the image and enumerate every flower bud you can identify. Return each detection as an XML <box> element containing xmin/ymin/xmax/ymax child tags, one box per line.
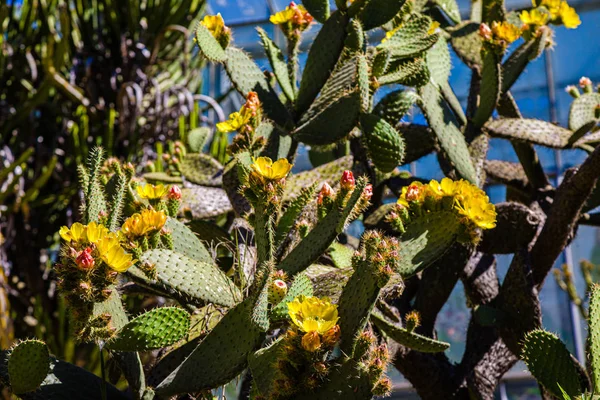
<box><xmin>363</xmin><ymin>184</ymin><xmax>373</xmax><ymax>200</ymax></box>
<box><xmin>579</xmin><ymin>76</ymin><xmax>592</xmax><ymax>88</ymax></box>
<box><xmin>340</xmin><ymin>170</ymin><xmax>355</xmax><ymax>190</ymax></box>
<box><xmin>405</xmin><ymin>311</ymin><xmax>421</xmax><ymax>332</ymax></box>
<box><xmin>76</xmin><ymin>248</ymin><xmax>95</xmax><ymax>270</ymax></box>
<box><xmin>479</xmin><ymin>23</ymin><xmax>492</xmax><ymax>40</ymax></box>
<box><xmin>405</xmin><ymin>183</ymin><xmax>422</xmax><ymax>202</ymax></box>
<box><xmin>373</xmin><ymin>377</ymin><xmax>392</xmax><ymax>396</ymax></box>
<box><xmin>301</xmin><ymin>331</ymin><xmax>322</xmax><ymax>352</ymax></box>
<box><xmin>168</xmin><ymin>185</ymin><xmax>182</xmax><ymax>200</ymax></box>
<box><xmin>322</xmin><ymin>325</ymin><xmax>341</xmax><ymax>347</ymax></box>
<box><xmin>317</xmin><ymin>182</ymin><xmax>335</xmax><ymax>205</ymax></box>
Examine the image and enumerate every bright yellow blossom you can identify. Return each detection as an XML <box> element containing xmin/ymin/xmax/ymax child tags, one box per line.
<box><xmin>201</xmin><ymin>14</ymin><xmax>227</xmax><ymax>39</ymax></box>
<box><xmin>382</xmin><ymin>25</ymin><xmax>401</xmax><ymax>44</ymax></box>
<box><xmin>98</xmin><ymin>241</ymin><xmax>134</xmax><ymax>272</ymax></box>
<box><xmin>520</xmin><ymin>9</ymin><xmax>550</xmax><ymax>26</ymax></box>
<box><xmin>539</xmin><ymin>0</ymin><xmax>562</xmax><ymax>18</ymax></box>
<box><xmin>428</xmin><ymin>21</ymin><xmax>441</xmax><ymax>35</ymax></box>
<box><xmin>59</xmin><ymin>222</ymin><xmax>86</xmax><ymax>243</ymax></box>
<box><xmin>136</xmin><ymin>183</ymin><xmax>169</xmax><ymax>200</ymax></box>
<box><xmin>216</xmin><ymin>108</ymin><xmax>253</xmax><ymax>133</ymax></box>
<box><xmin>287</xmin><ymin>295</ymin><xmax>339</xmax><ymax>334</ymax></box>
<box><xmin>491</xmin><ymin>21</ymin><xmax>522</xmax><ymax>44</ymax></box>
<box><xmin>85</xmin><ymin>222</ymin><xmax>110</xmax><ymax>244</ymax></box>
<box><xmin>251</xmin><ymin>157</ymin><xmax>292</xmax><ymax>181</ymax></box>
<box><xmin>270</xmin><ymin>8</ymin><xmax>295</xmax><ymax>25</ymax></box>
<box><xmin>270</xmin><ymin>2</ymin><xmax>313</xmax><ymax>33</ymax></box>
<box><xmin>452</xmin><ymin>180</ymin><xmax>497</xmax><ymax>229</ymax></box>
<box><xmin>121</xmin><ymin>209</ymin><xmax>167</xmax><ymax>238</ymax></box>
<box><xmin>558</xmin><ymin>2</ymin><xmax>580</xmax><ymax>28</ymax></box>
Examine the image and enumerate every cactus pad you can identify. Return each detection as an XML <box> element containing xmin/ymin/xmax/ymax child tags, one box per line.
<box><xmin>378</xmin><ymin>57</ymin><xmax>430</xmax><ymax>87</ymax></box>
<box><xmin>302</xmin><ymin>0</ymin><xmax>330</xmax><ymax>23</ymax></box>
<box><xmin>248</xmin><ymin>338</ymin><xmax>285</xmax><ymax>397</ymax></box>
<box><xmin>180</xmin><ymin>153</ymin><xmax>223</xmax><ymax>187</ymax></box>
<box><xmin>194</xmin><ymin>23</ymin><xmax>227</xmax><ymax>62</ymax></box>
<box><xmin>187</xmin><ymin>127</ymin><xmax>212</xmax><ymax>153</ymax></box>
<box><xmin>378</xmin><ymin>16</ymin><xmax>438</xmax><ymax>60</ymax></box>
<box><xmin>271</xmin><ymin>273</ymin><xmax>314</xmax><ymax>320</ymax></box>
<box><xmin>449</xmin><ymin>22</ymin><xmax>483</xmax><ymax>68</ymax></box>
<box><xmin>137</xmin><ymin>249</ymin><xmax>241</xmax><ymax>307</ymax></box>
<box><xmin>373</xmin><ymin>89</ymin><xmax>419</xmax><ymax>125</ymax></box>
<box><xmin>371</xmin><ymin>312</ymin><xmax>450</xmax><ymax>353</ymax></box>
<box><xmin>521</xmin><ymin>329</ymin><xmax>583</xmax><ymax>398</ymax></box>
<box><xmin>284</xmin><ymin>156</ymin><xmax>353</xmax><ymax>202</ymax></box>
<box><xmin>8</xmin><ymin>340</ymin><xmax>50</xmax><ymax>394</ymax></box>
<box><xmin>180</xmin><ymin>185</ymin><xmax>232</xmax><ymax>218</ymax></box>
<box><xmin>165</xmin><ymin>217</ymin><xmax>213</xmax><ymax>264</ymax></box>
<box><xmin>569</xmin><ymin>92</ymin><xmax>600</xmax><ymax>133</ymax></box>
<box><xmin>360</xmin><ymin>113</ymin><xmax>406</xmax><ymax>173</ymax></box>
<box><xmin>356</xmin><ymin>0</ymin><xmax>408</xmax><ymax>30</ymax></box>
<box><xmin>485</xmin><ymin>118</ymin><xmax>571</xmax><ymax>148</ymax></box>
<box><xmin>107</xmin><ymin>307</ymin><xmax>191</xmax><ymax>351</ymax></box>
<box><xmin>589</xmin><ymin>285</ymin><xmax>600</xmax><ymax>392</ymax></box>
<box><xmin>143</xmin><ymin>172</ymin><xmax>183</xmax><ymax>184</ymax></box>
<box><xmin>257</xmin><ymin>28</ymin><xmax>295</xmax><ymax>102</ymax></box>
<box><xmin>472</xmin><ymin>51</ymin><xmax>501</xmax><ymax>127</ymax></box>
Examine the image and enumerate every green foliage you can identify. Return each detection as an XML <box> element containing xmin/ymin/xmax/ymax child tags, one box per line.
<box><xmin>7</xmin><ymin>340</ymin><xmax>50</xmax><ymax>394</ymax></box>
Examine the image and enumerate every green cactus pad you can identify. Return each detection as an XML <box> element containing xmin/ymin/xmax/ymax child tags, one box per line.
<box><xmin>484</xmin><ymin>118</ymin><xmax>571</xmax><ymax>148</ymax></box>
<box><xmin>180</xmin><ymin>153</ymin><xmax>223</xmax><ymax>187</ymax></box>
<box><xmin>371</xmin><ymin>312</ymin><xmax>450</xmax><ymax>353</ymax></box>
<box><xmin>373</xmin><ymin>89</ymin><xmax>419</xmax><ymax>125</ymax></box>
<box><xmin>275</xmin><ymin>182</ymin><xmax>319</xmax><ymax>245</ymax></box>
<box><xmin>378</xmin><ymin>56</ymin><xmax>430</xmax><ymax>87</ymax></box>
<box><xmin>92</xmin><ymin>285</ymin><xmax>129</xmax><ymax>333</ymax></box>
<box><xmin>143</xmin><ymin>172</ymin><xmax>183</xmax><ymax>184</ymax></box>
<box><xmin>295</xmin><ymin>359</ymin><xmax>373</xmax><ymax>400</ymax></box>
<box><xmin>297</xmin><ymin>11</ymin><xmax>349</xmax><ymax>114</ymax></box>
<box><xmin>378</xmin><ymin>16</ymin><xmax>438</xmax><ymax>60</ymax></box>
<box><xmin>187</xmin><ymin>127</ymin><xmax>212</xmax><ymax>153</ymax></box>
<box><xmin>396</xmin><ymin>211</ymin><xmax>462</xmax><ymax>278</ymax></box>
<box><xmin>426</xmin><ymin>36</ymin><xmax>451</xmax><ymax>89</ymax></box>
<box><xmin>356</xmin><ymin>0</ymin><xmax>408</xmax><ymax>30</ymax></box>
<box><xmin>271</xmin><ymin>273</ymin><xmax>314</xmax><ymax>320</ymax></box>
<box><xmin>136</xmin><ymin>249</ymin><xmax>241</xmax><ymax>307</ymax></box>
<box><xmin>224</xmin><ymin>47</ymin><xmax>291</xmax><ymax>127</ymax></box>
<box><xmin>344</xmin><ymin>19</ymin><xmax>365</xmax><ymax>55</ymax></box>
<box><xmin>107</xmin><ymin>307</ymin><xmax>191</xmax><ymax>351</ymax></box>
<box><xmin>257</xmin><ymin>28</ymin><xmax>295</xmax><ymax>102</ymax></box>
<box><xmin>432</xmin><ymin>0</ymin><xmax>461</xmax><ymax>23</ymax></box>
<box><xmin>521</xmin><ymin>329</ymin><xmax>583</xmax><ymax>398</ymax></box>
<box><xmin>302</xmin><ymin>0</ymin><xmax>330</xmax><ymax>23</ymax></box>
<box><xmin>165</xmin><ymin>217</ymin><xmax>213</xmax><ymax>264</ymax></box>
<box><xmin>472</xmin><ymin>51</ymin><xmax>501</xmax><ymax>127</ymax></box>
<box><xmin>310</xmin><ymin>267</ymin><xmax>353</xmax><ymax>304</ymax></box>
<box><xmin>14</xmin><ymin>356</ymin><xmax>128</xmax><ymax>400</ymax></box>
<box><xmin>372</xmin><ymin>49</ymin><xmax>391</xmax><ymax>77</ymax></box>
<box><xmin>589</xmin><ymin>285</ymin><xmax>600</xmax><ymax>392</ymax></box>
<box><xmin>194</xmin><ymin>23</ymin><xmax>227</xmax><ymax>62</ymax></box>
<box><xmin>284</xmin><ymin>155</ymin><xmax>353</xmax><ymax>202</ymax></box>
<box><xmin>418</xmin><ymin>83</ymin><xmax>478</xmax><ymax>183</ymax></box>
<box><xmin>248</xmin><ymin>337</ymin><xmax>285</xmax><ymax>397</ymax></box>
<box><xmin>397</xmin><ymin>123</ymin><xmax>436</xmax><ymax>164</ymax></box>
<box><xmin>8</xmin><ymin>340</ymin><xmax>50</xmax><ymax>394</ymax></box>
<box><xmin>449</xmin><ymin>22</ymin><xmax>483</xmax><ymax>68</ymax></box>
<box><xmin>278</xmin><ymin>178</ymin><xmax>368</xmax><ymax>276</ymax></box>
<box><xmin>328</xmin><ymin>241</ymin><xmax>354</xmax><ymax>269</ymax></box>
<box><xmin>569</xmin><ymin>92</ymin><xmax>600</xmax><ymax>133</ymax></box>
<box><xmin>180</xmin><ymin>185</ymin><xmax>232</xmax><ymax>218</ymax></box>
<box><xmin>154</xmin><ymin>294</ymin><xmax>267</xmax><ymax>396</ymax></box>
<box><xmin>501</xmin><ymin>34</ymin><xmax>548</xmax><ymax>94</ymax></box>
<box><xmin>361</xmin><ymin>113</ymin><xmax>406</xmax><ymax>173</ymax></box>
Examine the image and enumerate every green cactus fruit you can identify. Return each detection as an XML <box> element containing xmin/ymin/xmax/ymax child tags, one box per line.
<box><xmin>378</xmin><ymin>56</ymin><xmax>430</xmax><ymax>87</ymax></box>
<box><xmin>165</xmin><ymin>217</ymin><xmax>213</xmax><ymax>264</ymax></box>
<box><xmin>432</xmin><ymin>0</ymin><xmax>461</xmax><ymax>23</ymax></box>
<box><xmin>377</xmin><ymin>15</ymin><xmax>438</xmax><ymax>60</ymax></box>
<box><xmin>134</xmin><ymin>249</ymin><xmax>241</xmax><ymax>307</ymax></box>
<box><xmin>328</xmin><ymin>241</ymin><xmax>354</xmax><ymax>269</ymax></box>
<box><xmin>180</xmin><ymin>153</ymin><xmax>223</xmax><ymax>187</ymax></box>
<box><xmin>187</xmin><ymin>127</ymin><xmax>212</xmax><ymax>153</ymax></box>
<box><xmin>396</xmin><ymin>210</ymin><xmax>462</xmax><ymax>278</ymax></box>
<box><xmin>8</xmin><ymin>340</ymin><xmax>50</xmax><ymax>394</ymax></box>
<box><xmin>360</xmin><ymin>113</ymin><xmax>406</xmax><ymax>173</ymax></box>
<box><xmin>268</xmin><ymin>279</ymin><xmax>288</xmax><ymax>304</ymax></box>
<box><xmin>257</xmin><ymin>28</ymin><xmax>295</xmax><ymax>102</ymax></box>
<box><xmin>589</xmin><ymin>285</ymin><xmax>600</xmax><ymax>392</ymax></box>
<box><xmin>472</xmin><ymin>50</ymin><xmax>502</xmax><ymax>127</ymax></box>
<box><xmin>449</xmin><ymin>22</ymin><xmax>483</xmax><ymax>68</ymax></box>
<box><xmin>180</xmin><ymin>185</ymin><xmax>232</xmax><ymax>219</ymax></box>
<box><xmin>297</xmin><ymin>11</ymin><xmax>349</xmax><ymax>114</ymax></box>
<box><xmin>143</xmin><ymin>172</ymin><xmax>183</xmax><ymax>184</ymax></box>
<box><xmin>356</xmin><ymin>0</ymin><xmax>408</xmax><ymax>30</ymax></box>
<box><xmin>521</xmin><ymin>329</ymin><xmax>584</xmax><ymax>398</ymax></box>
<box><xmin>248</xmin><ymin>337</ymin><xmax>285</xmax><ymax>397</ymax></box>
<box><xmin>275</xmin><ymin>182</ymin><xmax>319</xmax><ymax>245</ymax></box>
<box><xmin>107</xmin><ymin>307</ymin><xmax>191</xmax><ymax>351</ymax></box>
<box><xmin>271</xmin><ymin>273</ymin><xmax>314</xmax><ymax>320</ymax></box>
<box><xmin>569</xmin><ymin>92</ymin><xmax>600</xmax><ymax>133</ymax></box>
<box><xmin>484</xmin><ymin>118</ymin><xmax>572</xmax><ymax>148</ymax></box>
<box><xmin>194</xmin><ymin>22</ymin><xmax>227</xmax><ymax>62</ymax></box>
<box><xmin>278</xmin><ymin>178</ymin><xmax>368</xmax><ymax>276</ymax></box>
<box><xmin>302</xmin><ymin>0</ymin><xmax>330</xmax><ymax>23</ymax></box>
<box><xmin>13</xmin><ymin>356</ymin><xmax>128</xmax><ymax>400</ymax></box>
<box><xmin>373</xmin><ymin>89</ymin><xmax>419</xmax><ymax>126</ymax></box>
<box><xmin>224</xmin><ymin>47</ymin><xmax>291</xmax><ymax>127</ymax></box>
<box><xmin>284</xmin><ymin>155</ymin><xmax>353</xmax><ymax>202</ymax></box>
<box><xmin>501</xmin><ymin>32</ymin><xmax>549</xmax><ymax>94</ymax></box>
<box><xmin>418</xmin><ymin>83</ymin><xmax>478</xmax><ymax>183</ymax></box>
<box><xmin>371</xmin><ymin>312</ymin><xmax>450</xmax><ymax>353</ymax></box>
<box><xmin>154</xmin><ymin>286</ymin><xmax>268</xmax><ymax>397</ymax></box>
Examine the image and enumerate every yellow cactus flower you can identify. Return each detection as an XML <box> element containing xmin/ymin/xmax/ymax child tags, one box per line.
<box><xmin>287</xmin><ymin>295</ymin><xmax>339</xmax><ymax>335</ymax></box>
<box><xmin>558</xmin><ymin>2</ymin><xmax>580</xmax><ymax>28</ymax></box>
<box><xmin>520</xmin><ymin>9</ymin><xmax>550</xmax><ymax>26</ymax></box>
<box><xmin>99</xmin><ymin>242</ymin><xmax>134</xmax><ymax>273</ymax></box>
<box><xmin>491</xmin><ymin>21</ymin><xmax>522</xmax><ymax>44</ymax></box>
<box><xmin>251</xmin><ymin>157</ymin><xmax>292</xmax><ymax>181</ymax></box>
<box><xmin>95</xmin><ymin>234</ymin><xmax>120</xmax><ymax>256</ymax></box>
<box><xmin>142</xmin><ymin>209</ymin><xmax>168</xmax><ymax>231</ymax></box>
<box><xmin>121</xmin><ymin>209</ymin><xmax>167</xmax><ymax>238</ymax></box>
<box><xmin>201</xmin><ymin>14</ymin><xmax>227</xmax><ymax>39</ymax></box>
<box><xmin>86</xmin><ymin>222</ymin><xmax>110</xmax><ymax>244</ymax></box>
<box><xmin>136</xmin><ymin>183</ymin><xmax>169</xmax><ymax>200</ymax></box>
<box><xmin>428</xmin><ymin>21</ymin><xmax>441</xmax><ymax>35</ymax></box>
<box><xmin>397</xmin><ymin>181</ymin><xmax>426</xmax><ymax>207</ymax></box>
<box><xmin>270</xmin><ymin>2</ymin><xmax>313</xmax><ymax>32</ymax></box>
<box><xmin>453</xmin><ymin>181</ymin><xmax>497</xmax><ymax>229</ymax></box>
<box><xmin>539</xmin><ymin>0</ymin><xmax>562</xmax><ymax>18</ymax></box>
<box><xmin>59</xmin><ymin>222</ymin><xmax>86</xmax><ymax>243</ymax></box>
<box><xmin>121</xmin><ymin>213</ymin><xmax>146</xmax><ymax>237</ymax></box>
<box><xmin>382</xmin><ymin>25</ymin><xmax>401</xmax><ymax>44</ymax></box>
<box><xmin>270</xmin><ymin>8</ymin><xmax>295</xmax><ymax>25</ymax></box>
<box><xmin>216</xmin><ymin>108</ymin><xmax>253</xmax><ymax>133</ymax></box>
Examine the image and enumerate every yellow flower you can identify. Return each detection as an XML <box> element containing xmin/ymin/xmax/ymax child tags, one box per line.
<box><xmin>382</xmin><ymin>25</ymin><xmax>401</xmax><ymax>44</ymax></box>
<box><xmin>59</xmin><ymin>222</ymin><xmax>86</xmax><ymax>243</ymax></box>
<box><xmin>121</xmin><ymin>209</ymin><xmax>167</xmax><ymax>238</ymax></box>
<box><xmin>539</xmin><ymin>0</ymin><xmax>562</xmax><ymax>18</ymax></box>
<box><xmin>95</xmin><ymin>233</ymin><xmax>120</xmax><ymax>256</ymax></box>
<box><xmin>216</xmin><ymin>108</ymin><xmax>253</xmax><ymax>133</ymax></box>
<box><xmin>287</xmin><ymin>295</ymin><xmax>339</xmax><ymax>334</ymax></box>
<box><xmin>558</xmin><ymin>2</ymin><xmax>580</xmax><ymax>28</ymax></box>
<box><xmin>142</xmin><ymin>209</ymin><xmax>167</xmax><ymax>232</ymax></box>
<box><xmin>98</xmin><ymin>239</ymin><xmax>134</xmax><ymax>273</ymax></box>
<box><xmin>301</xmin><ymin>331</ymin><xmax>321</xmax><ymax>352</ymax></box>
<box><xmin>452</xmin><ymin>180</ymin><xmax>497</xmax><ymax>229</ymax></box>
<box><xmin>121</xmin><ymin>213</ymin><xmax>145</xmax><ymax>237</ymax></box>
<box><xmin>397</xmin><ymin>181</ymin><xmax>426</xmax><ymax>207</ymax></box>
<box><xmin>270</xmin><ymin>8</ymin><xmax>295</xmax><ymax>25</ymax></box>
<box><xmin>251</xmin><ymin>157</ymin><xmax>292</xmax><ymax>181</ymax></box>
<box><xmin>491</xmin><ymin>21</ymin><xmax>522</xmax><ymax>44</ymax></box>
<box><xmin>86</xmin><ymin>222</ymin><xmax>110</xmax><ymax>244</ymax></box>
<box><xmin>201</xmin><ymin>14</ymin><xmax>227</xmax><ymax>39</ymax></box>
<box><xmin>136</xmin><ymin>184</ymin><xmax>169</xmax><ymax>200</ymax></box>
<box><xmin>520</xmin><ymin>9</ymin><xmax>550</xmax><ymax>26</ymax></box>
<box><xmin>270</xmin><ymin>3</ymin><xmax>313</xmax><ymax>31</ymax></box>
<box><xmin>428</xmin><ymin>21</ymin><xmax>440</xmax><ymax>35</ymax></box>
